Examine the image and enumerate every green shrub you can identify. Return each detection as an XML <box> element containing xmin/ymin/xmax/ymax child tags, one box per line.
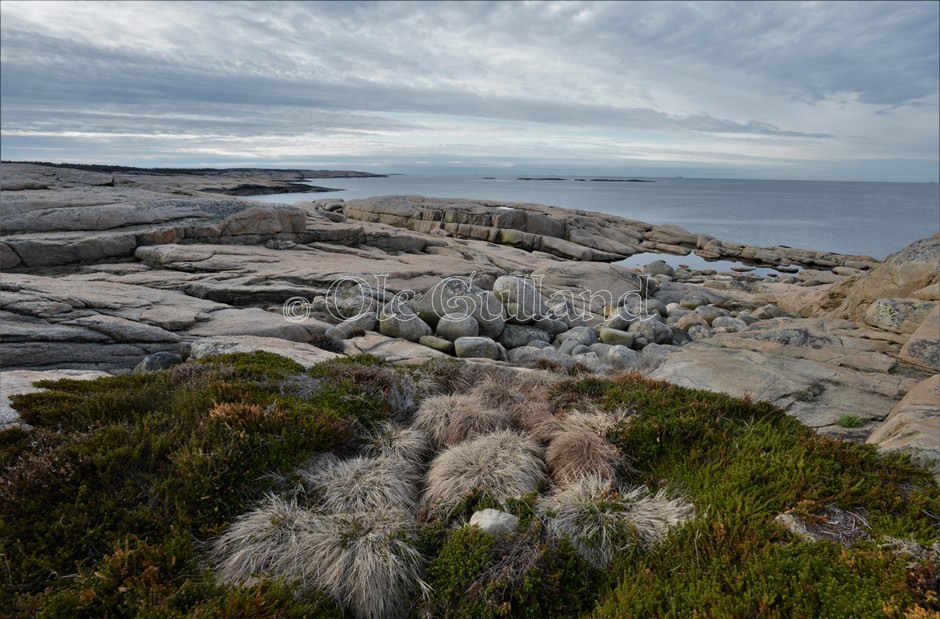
<box><xmin>0</xmin><ymin>353</ymin><xmax>372</xmax><ymax>616</ymax></box>
<box><xmin>837</xmin><ymin>414</ymin><xmax>864</xmax><ymax>428</ymax></box>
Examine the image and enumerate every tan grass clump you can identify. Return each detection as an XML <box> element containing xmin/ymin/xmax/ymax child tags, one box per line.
<box><xmin>531</xmin><ymin>407</ymin><xmax>631</xmax><ymax>442</ymax></box>
<box><xmin>538</xmin><ymin>474</ymin><xmax>693</xmax><ymax>568</ymax></box>
<box><xmin>361</xmin><ymin>422</ymin><xmax>432</xmax><ymax>472</ymax></box>
<box><xmin>468</xmin><ymin>370</ymin><xmax>529</xmax><ymax>412</ymax></box>
<box><xmin>211</xmin><ymin>503</ymin><xmax>426</xmax><ymax>619</ymax></box>
<box><xmin>298</xmin><ymin>454</ymin><xmax>419</xmax><ymax>514</ymax></box>
<box><xmin>545</xmin><ymin>429</ymin><xmax>623</xmax><ymax>485</ymax></box>
<box><xmin>299</xmin><ymin>509</ymin><xmax>427</xmax><ymax>619</ymax></box>
<box><xmin>423</xmin><ymin>430</ymin><xmax>547</xmax><ymax>511</ymax></box>
<box><xmin>209</xmin><ymin>494</ymin><xmax>317</xmax><ymax>586</ymax></box>
<box><xmin>444</xmin><ymin>404</ymin><xmax>512</xmax><ymax>445</ymax></box>
<box><xmin>411</xmin><ymin>393</ymin><xmax>489</xmax><ymax>449</ymax></box>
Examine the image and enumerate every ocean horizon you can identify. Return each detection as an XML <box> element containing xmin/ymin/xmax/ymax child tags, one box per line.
<box><xmin>252</xmin><ymin>174</ymin><xmax>940</xmax><ymax>261</ymax></box>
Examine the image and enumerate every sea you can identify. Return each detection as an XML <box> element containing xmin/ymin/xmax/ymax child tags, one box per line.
<box><xmin>251</xmin><ymin>175</ymin><xmax>940</xmax><ymax>263</ymax></box>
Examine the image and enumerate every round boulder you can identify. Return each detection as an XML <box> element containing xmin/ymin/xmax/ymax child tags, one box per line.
<box><xmin>437</xmin><ymin>313</ymin><xmax>480</xmax><ymax>341</ymax></box>
<box><xmin>454</xmin><ymin>336</ymin><xmax>503</xmax><ymax>360</ymax></box>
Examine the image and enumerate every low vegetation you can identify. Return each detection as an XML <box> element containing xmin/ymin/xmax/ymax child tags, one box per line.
<box><xmin>1</xmin><ymin>353</ymin><xmax>937</xmax><ymax>617</ymax></box>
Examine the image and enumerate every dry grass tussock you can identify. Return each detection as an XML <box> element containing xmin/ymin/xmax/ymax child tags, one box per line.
<box><xmin>509</xmin><ymin>399</ymin><xmax>559</xmax><ymax>440</ymax></box>
<box><xmin>445</xmin><ymin>404</ymin><xmax>512</xmax><ymax>445</ymax></box>
<box><xmin>538</xmin><ymin>474</ymin><xmax>693</xmax><ymax>568</ymax></box>
<box><xmin>411</xmin><ymin>393</ymin><xmax>499</xmax><ymax>449</ymax></box>
<box><xmin>545</xmin><ymin>429</ymin><xmax>624</xmax><ymax>485</ymax></box>
<box><xmin>419</xmin><ymin>357</ymin><xmax>478</xmax><ymax>394</ymax></box>
<box><xmin>302</xmin><ymin>509</ymin><xmax>427</xmax><ymax>619</ymax></box>
<box><xmin>298</xmin><ymin>453</ymin><xmax>419</xmax><ymax>514</ymax></box>
<box><xmin>530</xmin><ymin>406</ymin><xmax>632</xmax><ymax>442</ymax></box>
<box><xmin>468</xmin><ymin>368</ymin><xmax>555</xmax><ymax>413</ymax></box>
<box><xmin>211</xmin><ymin>502</ymin><xmax>425</xmax><ymax>619</ymax></box>
<box><xmin>361</xmin><ymin>421</ymin><xmax>432</xmax><ymax>472</ymax></box>
<box><xmin>423</xmin><ymin>430</ymin><xmax>548</xmax><ymax>511</ymax></box>
<box><xmin>209</xmin><ymin>494</ymin><xmax>317</xmax><ymax>586</ymax></box>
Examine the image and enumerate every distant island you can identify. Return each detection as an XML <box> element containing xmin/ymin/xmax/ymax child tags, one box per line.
<box><xmin>518</xmin><ymin>176</ymin><xmax>655</xmax><ymax>183</ymax></box>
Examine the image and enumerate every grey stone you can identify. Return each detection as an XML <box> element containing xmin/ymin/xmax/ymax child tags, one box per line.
<box><xmin>554</xmin><ymin>326</ymin><xmax>599</xmax><ymax>347</ymax></box>
<box><xmin>679</xmin><ymin>296</ymin><xmax>709</xmax><ymax>310</ymax></box>
<box><xmin>133</xmin><ymin>351</ymin><xmax>183</xmax><ymax>373</ymax></box>
<box><xmin>469</xmin><ymin>509</ymin><xmax>519</xmax><ymax>535</ymax></box>
<box><xmin>599</xmin><ymin>327</ymin><xmax>635</xmax><ymax>347</ymax></box>
<box><xmin>379</xmin><ymin>300</ymin><xmax>433</xmax><ymax>342</ymax></box>
<box><xmin>498</xmin><ymin>324</ymin><xmax>551</xmax><ymax>349</ymax></box>
<box><xmin>695</xmin><ymin>305</ymin><xmax>730</xmax><ymax>325</ymax></box>
<box><xmin>493</xmin><ymin>275</ymin><xmax>549</xmax><ymax>323</ymax></box>
<box><xmin>589</xmin><ymin>342</ymin><xmax>614</xmax><ymax>357</ymax></box>
<box><xmin>712</xmin><ymin>316</ymin><xmax>749</xmax><ymax>333</ymax></box>
<box><xmin>534</xmin><ymin>316</ymin><xmax>569</xmax><ymax>336</ymax></box>
<box><xmin>643</xmin><ymin>260</ymin><xmax>675</xmax><ymax>277</ymax></box>
<box><xmin>607</xmin><ymin>345</ymin><xmax>639</xmax><ymax>370</ymax></box>
<box><xmin>436</xmin><ymin>313</ymin><xmax>480</xmax><ymax>342</ymax></box>
<box><xmin>419</xmin><ymin>335</ymin><xmax>455</xmax><ymax>354</ymax></box>
<box><xmin>528</xmin><ymin>340</ymin><xmax>553</xmax><ymax>350</ymax></box>
<box><xmin>454</xmin><ymin>336</ymin><xmax>502</xmax><ymax>360</ymax></box>
<box><xmin>628</xmin><ymin>319</ymin><xmax>674</xmax><ymax>349</ymax></box>
<box><xmin>570</xmin><ymin>344</ymin><xmax>591</xmax><ymax>356</ymax></box>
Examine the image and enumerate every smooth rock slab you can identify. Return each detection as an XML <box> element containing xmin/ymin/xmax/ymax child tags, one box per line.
<box><xmin>867</xmin><ymin>374</ymin><xmax>940</xmax><ymax>485</ymax></box>
<box><xmin>864</xmin><ymin>298</ymin><xmax>936</xmax><ymax>334</ymax></box>
<box><xmin>899</xmin><ymin>305</ymin><xmax>940</xmax><ymax>371</ymax></box>
<box><xmin>1</xmin><ymin>369</ymin><xmax>111</xmax><ymax>429</ymax></box>
<box><xmin>190</xmin><ymin>335</ymin><xmax>342</xmax><ymax>367</ymax></box>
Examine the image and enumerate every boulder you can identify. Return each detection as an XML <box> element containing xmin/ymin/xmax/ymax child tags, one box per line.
<box><xmin>419</xmin><ymin>335</ymin><xmax>455</xmax><ymax>354</ymax></box>
<box><xmin>133</xmin><ymin>351</ymin><xmax>183</xmax><ymax>373</ymax></box>
<box><xmin>599</xmin><ymin>327</ymin><xmax>635</xmax><ymax>347</ymax></box>
<box><xmin>830</xmin><ymin>235</ymin><xmax>940</xmax><ymax>321</ymax></box>
<box><xmin>379</xmin><ymin>300</ymin><xmax>433</xmax><ymax>342</ymax></box>
<box><xmin>492</xmin><ymin>275</ymin><xmax>549</xmax><ymax>323</ymax></box>
<box><xmin>607</xmin><ymin>345</ymin><xmax>640</xmax><ymax>370</ymax></box>
<box><xmin>469</xmin><ymin>509</ymin><xmax>519</xmax><ymax>535</ymax></box>
<box><xmin>628</xmin><ymin>319</ymin><xmax>674</xmax><ymax>349</ymax></box>
<box><xmin>436</xmin><ymin>313</ymin><xmax>480</xmax><ymax>342</ymax></box>
<box><xmin>643</xmin><ymin>260</ymin><xmax>675</xmax><ymax>277</ymax></box>
<box><xmin>498</xmin><ymin>324</ymin><xmax>551</xmax><ymax>349</ymax></box>
<box><xmin>454</xmin><ymin>336</ymin><xmax>503</xmax><ymax>360</ymax></box>
<box><xmin>554</xmin><ymin>326</ymin><xmax>599</xmax><ymax>347</ymax></box>
<box><xmin>695</xmin><ymin>305</ymin><xmax>730</xmax><ymax>325</ymax></box>
<box><xmin>712</xmin><ymin>316</ymin><xmax>749</xmax><ymax>333</ymax></box>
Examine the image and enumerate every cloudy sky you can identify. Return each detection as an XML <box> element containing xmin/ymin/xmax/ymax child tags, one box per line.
<box><xmin>1</xmin><ymin>1</ymin><xmax>938</xmax><ymax>181</ymax></box>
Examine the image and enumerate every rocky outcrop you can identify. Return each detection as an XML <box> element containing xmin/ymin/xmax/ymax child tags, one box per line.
<box><xmin>827</xmin><ymin>235</ymin><xmax>940</xmax><ymax>321</ymax></box>
<box><xmin>0</xmin><ymin>163</ymin><xmax>935</xmax><ymax>470</ymax></box>
<box><xmin>867</xmin><ymin>375</ymin><xmax>940</xmax><ymax>484</ymax></box>
<box><xmin>342</xmin><ymin>195</ymin><xmax>879</xmax><ymax>270</ymax></box>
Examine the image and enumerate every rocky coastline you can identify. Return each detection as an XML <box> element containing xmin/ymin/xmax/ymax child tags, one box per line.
<box><xmin>1</xmin><ymin>162</ymin><xmax>937</xmax><ymax>480</ymax></box>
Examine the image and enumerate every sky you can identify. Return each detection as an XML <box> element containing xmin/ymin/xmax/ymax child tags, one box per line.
<box><xmin>1</xmin><ymin>1</ymin><xmax>938</xmax><ymax>182</ymax></box>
